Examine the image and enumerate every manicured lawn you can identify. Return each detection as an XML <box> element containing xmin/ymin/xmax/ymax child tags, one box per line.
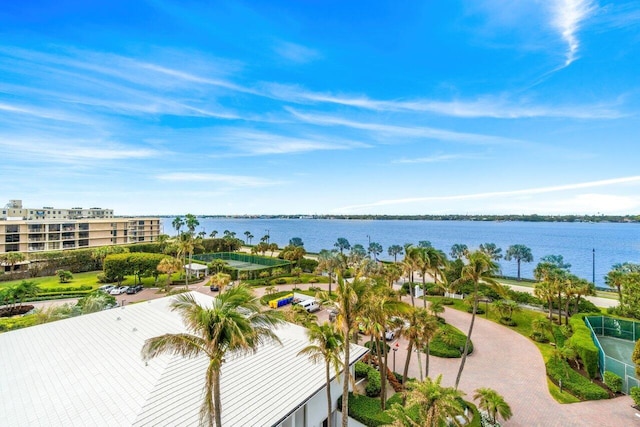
<box><xmin>497</xmin><ymin>278</ymin><xmax>618</xmax><ymax>300</ymax></box>
<box><xmin>0</xmin><ymin>271</ymin><xmax>180</xmax><ymax>290</ymax></box>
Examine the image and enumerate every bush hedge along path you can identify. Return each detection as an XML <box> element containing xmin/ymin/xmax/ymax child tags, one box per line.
<box><xmin>391</xmin><ymin>292</ymin><xmax>634</xmax><ymax>427</ymax></box>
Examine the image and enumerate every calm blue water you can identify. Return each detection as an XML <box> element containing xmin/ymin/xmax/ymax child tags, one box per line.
<box><xmin>161</xmin><ymin>218</ymin><xmax>640</xmax><ymax>286</ymax></box>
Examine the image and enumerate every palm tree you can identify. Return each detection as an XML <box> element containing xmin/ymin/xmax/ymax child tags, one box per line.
<box><xmin>454</xmin><ymin>251</ymin><xmax>504</xmax><ymax>389</ymax></box>
<box><xmin>389</xmin><ymin>375</ymin><xmax>467</xmax><ymax>427</ymax></box>
<box><xmin>172</xmin><ymin>216</ymin><xmax>184</xmax><ymax>235</ymax></box>
<box><xmin>184</xmin><ymin>214</ymin><xmax>199</xmax><ymax>234</ymax></box>
<box><xmin>505</xmin><ymin>244</ymin><xmax>534</xmax><ymax>280</ymax></box>
<box><xmin>329</xmin><ymin>275</ymin><xmax>371</xmax><ymax>427</ymax></box>
<box><xmin>403</xmin><ymin>246</ymin><xmax>421</xmax><ymax>307</ymax></box>
<box><xmin>426</xmin><ymin>247</ymin><xmax>448</xmax><ymax>298</ymax></box>
<box><xmin>141</xmin><ymin>287</ymin><xmax>283</xmax><ymax>427</ymax></box>
<box><xmin>388</xmin><ymin>245</ymin><xmax>404</xmax><ymax>263</ymax></box>
<box><xmin>473</xmin><ymin>388</ymin><xmax>512</xmax><ymax>425</ymax></box>
<box><xmin>449</xmin><ymin>243</ymin><xmax>468</xmax><ymax>260</ymax></box>
<box><xmin>418</xmin><ymin>310</ymin><xmax>440</xmax><ymax>380</ymax></box>
<box><xmin>209</xmin><ymin>230</ymin><xmax>218</xmax><ymax>238</ymax></box>
<box><xmin>479</xmin><ymin>243</ymin><xmax>503</xmax><ymax>261</ymax></box>
<box><xmin>297</xmin><ymin>322</ymin><xmax>344</xmax><ymax>427</ymax></box>
<box><xmin>157</xmin><ymin>257</ymin><xmax>182</xmax><ymax>291</ymax></box>
<box><xmin>533</xmin><ymin>280</ymin><xmax>555</xmax><ymax>320</ymax></box>
<box><xmin>334</xmin><ymin>237</ymin><xmax>351</xmax><ymax>254</ymax></box>
<box><xmin>244</xmin><ymin>231</ymin><xmax>251</xmax><ymax>244</ymax></box>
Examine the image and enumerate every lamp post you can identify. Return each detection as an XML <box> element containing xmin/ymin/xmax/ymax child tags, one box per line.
<box><xmin>592</xmin><ymin>248</ymin><xmax>596</xmax><ymax>285</ymax></box>
<box><xmin>392</xmin><ymin>342</ymin><xmax>399</xmax><ymax>372</ymax></box>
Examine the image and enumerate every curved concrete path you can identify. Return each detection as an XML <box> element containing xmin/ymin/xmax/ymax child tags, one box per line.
<box><xmin>407</xmin><ymin>301</ymin><xmax>637</xmax><ymax>426</ymax></box>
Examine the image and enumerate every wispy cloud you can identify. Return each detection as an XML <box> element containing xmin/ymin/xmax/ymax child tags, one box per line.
<box><xmin>288</xmin><ymin>109</ymin><xmax>526</xmax><ymax>145</ymax></box>
<box><xmin>335</xmin><ymin>175</ymin><xmax>640</xmax><ymax>212</ymax></box>
<box><xmin>273</xmin><ymin>41</ymin><xmax>320</xmax><ymax>63</ymax></box>
<box><xmin>210</xmin><ymin>129</ymin><xmax>370</xmax><ymax>156</ymax></box>
<box><xmin>0</xmin><ymin>135</ymin><xmax>161</xmax><ymax>163</ymax></box>
<box><xmin>267</xmin><ymin>84</ymin><xmax>623</xmax><ymax>119</ymax></box>
<box><xmin>156</xmin><ymin>172</ymin><xmax>281</xmax><ymax>187</ymax></box>
<box><xmin>549</xmin><ymin>0</ymin><xmax>598</xmax><ymax>66</ymax></box>
<box><xmin>393</xmin><ymin>153</ymin><xmax>484</xmax><ymax>164</ymax></box>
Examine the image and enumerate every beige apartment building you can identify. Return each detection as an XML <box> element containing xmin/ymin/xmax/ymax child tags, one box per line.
<box><xmin>0</xmin><ymin>200</ymin><xmax>160</xmax><ymax>255</ymax></box>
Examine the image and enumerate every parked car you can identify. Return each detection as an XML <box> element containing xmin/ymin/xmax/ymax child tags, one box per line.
<box><xmin>99</xmin><ymin>285</ymin><xmax>115</xmax><ymax>294</ymax></box>
<box><xmin>328</xmin><ymin>309</ymin><xmax>338</xmax><ymax>323</ymax></box>
<box><xmin>210</xmin><ymin>284</ymin><xmax>219</xmax><ymax>292</ymax></box>
<box><xmin>109</xmin><ymin>286</ymin><xmax>126</xmax><ymax>295</ymax></box>
<box><xmin>126</xmin><ymin>285</ymin><xmax>143</xmax><ymax>294</ymax></box>
<box><xmin>385</xmin><ymin>329</ymin><xmax>396</xmax><ymax>341</ymax></box>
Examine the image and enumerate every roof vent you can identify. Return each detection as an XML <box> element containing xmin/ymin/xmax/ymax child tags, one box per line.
<box><xmin>132</xmin><ymin>327</ymin><xmax>137</xmax><ymax>332</ymax></box>
<box><xmin>117</xmin><ymin>317</ymin><xmax>121</xmax><ymax>321</ymax></box>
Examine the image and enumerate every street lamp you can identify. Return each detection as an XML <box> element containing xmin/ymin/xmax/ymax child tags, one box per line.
<box><xmin>592</xmin><ymin>248</ymin><xmax>596</xmax><ymax>285</ymax></box>
<box><xmin>392</xmin><ymin>341</ymin><xmax>399</xmax><ymax>372</ymax></box>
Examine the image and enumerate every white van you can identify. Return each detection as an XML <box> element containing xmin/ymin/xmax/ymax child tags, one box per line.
<box><xmin>298</xmin><ymin>299</ymin><xmax>320</xmax><ymax>313</ymax></box>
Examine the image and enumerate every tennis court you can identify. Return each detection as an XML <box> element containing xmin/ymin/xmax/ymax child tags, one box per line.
<box><xmin>224</xmin><ymin>259</ymin><xmax>273</xmax><ymax>271</ymax></box>
<box><xmin>192</xmin><ymin>252</ymin><xmax>290</xmax><ymax>272</ymax></box>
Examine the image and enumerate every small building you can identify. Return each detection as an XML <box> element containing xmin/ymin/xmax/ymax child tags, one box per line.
<box><xmin>0</xmin><ymin>292</ymin><xmax>367</xmax><ymax>426</ymax></box>
<box><xmin>184</xmin><ymin>262</ymin><xmax>209</xmax><ymax>279</ymax></box>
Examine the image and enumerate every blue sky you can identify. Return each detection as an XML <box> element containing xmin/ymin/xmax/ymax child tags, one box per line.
<box><xmin>1</xmin><ymin>0</ymin><xmax>639</xmax><ymax>215</ymax></box>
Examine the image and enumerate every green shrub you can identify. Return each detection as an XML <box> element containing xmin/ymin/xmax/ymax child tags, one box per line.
<box><xmin>441</xmin><ymin>298</ymin><xmax>454</xmax><ymax>305</ymax></box>
<box><xmin>603</xmin><ymin>371</ymin><xmax>622</xmax><ymax>393</ymax></box>
<box><xmin>274</xmin><ymin>278</ymin><xmax>287</xmax><ymax>285</ymax></box>
<box><xmin>466</xmin><ymin>306</ymin><xmax>485</xmax><ymax>314</ymax></box>
<box><xmin>355</xmin><ymin>361</ymin><xmax>370</xmax><ymax>379</ymax></box>
<box><xmin>365</xmin><ymin>368</ymin><xmax>381</xmax><ymax>397</ymax></box>
<box><xmin>343</xmin><ymin>393</ymin><xmax>393</xmax><ymax>427</ymax></box>
<box><xmin>499</xmin><ymin>317</ymin><xmax>517</xmax><ymax>326</ymax></box>
<box><xmin>308</xmin><ymin>277</ymin><xmax>318</xmax><ymax>283</ymax></box>
<box><xmin>567</xmin><ymin>314</ymin><xmax>600</xmax><ymax>379</ymax></box>
<box><xmin>630</xmin><ymin>387</ymin><xmax>640</xmax><ymax>407</ymax></box>
<box><xmin>546</xmin><ymin>357</ymin><xmax>608</xmax><ymax>400</ymax></box>
<box><xmin>530</xmin><ymin>331</ymin><xmax>550</xmax><ymax>343</ymax></box>
<box><xmin>429</xmin><ymin>324</ymin><xmax>472</xmax><ymax>358</ymax></box>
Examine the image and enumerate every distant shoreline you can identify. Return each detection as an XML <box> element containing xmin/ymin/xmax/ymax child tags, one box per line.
<box><xmin>138</xmin><ymin>214</ymin><xmax>640</xmax><ymax>223</ymax></box>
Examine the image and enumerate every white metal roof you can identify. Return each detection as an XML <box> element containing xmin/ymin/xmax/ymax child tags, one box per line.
<box><xmin>0</xmin><ymin>292</ymin><xmax>367</xmax><ymax>427</ymax></box>
<box><xmin>184</xmin><ymin>263</ymin><xmax>208</xmax><ymax>271</ymax></box>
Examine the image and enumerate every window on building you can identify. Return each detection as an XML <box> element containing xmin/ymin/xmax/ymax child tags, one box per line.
<box><xmin>5</xmin><ymin>244</ymin><xmax>19</xmax><ymax>252</ymax></box>
<box><xmin>6</xmin><ymin>225</ymin><xmax>19</xmax><ymax>233</ymax></box>
<box><xmin>5</xmin><ymin>234</ymin><xmax>20</xmax><ymax>243</ymax></box>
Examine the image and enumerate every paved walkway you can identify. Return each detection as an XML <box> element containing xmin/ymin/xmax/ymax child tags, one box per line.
<box><xmin>398</xmin><ymin>296</ymin><xmax>637</xmax><ymax>426</ymax></box>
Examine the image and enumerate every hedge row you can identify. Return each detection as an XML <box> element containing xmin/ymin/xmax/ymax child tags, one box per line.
<box><xmin>567</xmin><ymin>314</ymin><xmax>600</xmax><ymax>379</ymax></box>
<box><xmin>343</xmin><ymin>393</ymin><xmax>394</xmax><ymax>427</ymax></box>
<box><xmin>546</xmin><ymin>357</ymin><xmax>609</xmax><ymax>400</ymax></box>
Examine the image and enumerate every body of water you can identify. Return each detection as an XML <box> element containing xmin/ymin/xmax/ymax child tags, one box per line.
<box><xmin>161</xmin><ymin>218</ymin><xmax>640</xmax><ymax>287</ymax></box>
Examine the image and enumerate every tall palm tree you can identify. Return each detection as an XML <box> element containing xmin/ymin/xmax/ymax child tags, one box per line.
<box><xmin>418</xmin><ymin>311</ymin><xmax>440</xmax><ymax>380</ymax></box>
<box><xmin>141</xmin><ymin>287</ymin><xmax>283</xmax><ymax>427</ymax></box>
<box><xmin>415</xmin><ymin>248</ymin><xmax>431</xmax><ymax>308</ymax></box>
<box><xmin>505</xmin><ymin>244</ymin><xmax>534</xmax><ymax>280</ymax></box>
<box><xmin>473</xmin><ymin>388</ymin><xmax>512</xmax><ymax>425</ymax></box>
<box><xmin>172</xmin><ymin>216</ymin><xmax>184</xmax><ymax>235</ymax></box>
<box><xmin>454</xmin><ymin>251</ymin><xmax>504</xmax><ymax>389</ymax></box>
<box><xmin>389</xmin><ymin>375</ymin><xmax>467</xmax><ymax>427</ymax></box>
<box><xmin>426</xmin><ymin>247</ymin><xmax>448</xmax><ymax>296</ymax></box>
<box><xmin>298</xmin><ymin>322</ymin><xmax>344</xmax><ymax>427</ymax></box>
<box><xmin>330</xmin><ymin>275</ymin><xmax>371</xmax><ymax>427</ymax></box>
<box><xmin>402</xmin><ymin>246</ymin><xmax>421</xmax><ymax>306</ymax></box>
<box><xmin>157</xmin><ymin>256</ymin><xmax>182</xmax><ymax>291</ymax></box>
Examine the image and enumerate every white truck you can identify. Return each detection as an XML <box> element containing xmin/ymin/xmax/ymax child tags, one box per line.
<box><xmin>292</xmin><ymin>292</ymin><xmax>320</xmax><ymax>313</ymax></box>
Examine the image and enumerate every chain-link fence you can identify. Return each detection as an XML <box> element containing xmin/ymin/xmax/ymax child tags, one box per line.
<box><xmin>585</xmin><ymin>316</ymin><xmax>639</xmax><ymax>394</ymax></box>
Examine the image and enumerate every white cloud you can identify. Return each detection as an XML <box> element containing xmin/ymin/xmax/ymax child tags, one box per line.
<box><xmin>549</xmin><ymin>0</ymin><xmax>598</xmax><ymax>66</ymax></box>
<box><xmin>156</xmin><ymin>172</ymin><xmax>281</xmax><ymax>187</ymax></box>
<box><xmin>393</xmin><ymin>153</ymin><xmax>483</xmax><ymax>164</ymax></box>
<box><xmin>335</xmin><ymin>175</ymin><xmax>640</xmax><ymax>212</ymax></box>
<box><xmin>211</xmin><ymin>129</ymin><xmax>370</xmax><ymax>156</ymax></box>
<box><xmin>288</xmin><ymin>109</ymin><xmax>525</xmax><ymax>145</ymax></box>
<box><xmin>273</xmin><ymin>42</ymin><xmax>320</xmax><ymax>63</ymax></box>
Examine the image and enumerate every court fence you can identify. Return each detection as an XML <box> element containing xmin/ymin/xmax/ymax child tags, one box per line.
<box><xmin>585</xmin><ymin>316</ymin><xmax>640</xmax><ymax>394</ymax></box>
<box><xmin>192</xmin><ymin>252</ymin><xmax>291</xmax><ymax>279</ymax></box>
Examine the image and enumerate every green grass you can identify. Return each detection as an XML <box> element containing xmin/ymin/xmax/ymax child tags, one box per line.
<box><xmin>547</xmin><ymin>378</ymin><xmax>581</xmax><ymax>404</ymax></box>
<box><xmin>497</xmin><ymin>278</ymin><xmax>618</xmax><ymax>300</ymax></box>
<box><xmin>0</xmin><ymin>270</ymin><xmax>180</xmax><ymax>291</ymax></box>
